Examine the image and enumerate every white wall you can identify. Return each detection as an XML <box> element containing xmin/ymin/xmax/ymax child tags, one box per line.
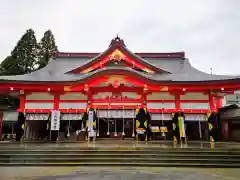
<box><xmin>147</xmin><ymin>102</ymin><xmax>175</xmax><ymax>109</ymax></box>
<box><xmin>60</xmin><ymin>92</ymin><xmax>87</xmax><ymax>100</ymax></box>
<box><xmin>180</xmin><ymin>103</ymin><xmax>209</xmax><ymax>109</ymax></box>
<box><xmin>147</xmin><ymin>92</ymin><xmax>174</xmax><ymax>100</ymax></box>
<box><xmin>180</xmin><ymin>93</ymin><xmax>208</xmax><ymax>100</ymax></box>
<box><xmin>59</xmin><ymin>103</ymin><xmax>87</xmax><ymax>109</ymax></box>
<box><xmin>25</xmin><ymin>103</ymin><xmax>54</xmax><ymax>109</ymax></box>
<box><xmin>26</xmin><ymin>92</ymin><xmax>54</xmax><ymax>100</ymax></box>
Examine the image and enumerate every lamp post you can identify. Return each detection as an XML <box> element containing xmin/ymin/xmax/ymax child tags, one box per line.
<box><xmin>97</xmin><ymin>109</ymin><xmax>99</xmax><ymax>137</ymax></box>
<box><xmin>107</xmin><ymin>105</ymin><xmax>110</xmax><ymax>136</ymax></box>
<box><xmin>122</xmin><ymin>106</ymin><xmax>125</xmax><ymax>137</ymax></box>
<box><xmin>132</xmin><ymin>108</ymin><xmax>135</xmax><ymax>137</ymax></box>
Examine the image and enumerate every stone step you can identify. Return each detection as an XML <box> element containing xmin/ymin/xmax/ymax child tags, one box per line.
<box><xmin>1</xmin><ymin>145</ymin><xmax>240</xmax><ymax>167</ymax></box>
<box><xmin>1</xmin><ymin>150</ymin><xmax>240</xmax><ymax>156</ymax></box>
<box><xmin>1</xmin><ymin>157</ymin><xmax>240</xmax><ymax>163</ymax></box>
<box><xmin>0</xmin><ymin>162</ymin><xmax>240</xmax><ymax>168</ymax></box>
<box><xmin>1</xmin><ymin>153</ymin><xmax>240</xmax><ymax>159</ymax></box>
<box><xmin>1</xmin><ymin>147</ymin><xmax>240</xmax><ymax>150</ymax></box>
<box><xmin>1</xmin><ymin>148</ymin><xmax>240</xmax><ymax>152</ymax></box>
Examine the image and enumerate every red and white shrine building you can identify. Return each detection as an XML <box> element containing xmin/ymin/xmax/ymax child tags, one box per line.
<box><xmin>0</xmin><ymin>37</ymin><xmax>239</xmax><ymax>140</ymax></box>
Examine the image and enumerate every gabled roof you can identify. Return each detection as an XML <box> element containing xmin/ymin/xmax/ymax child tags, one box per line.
<box><xmin>0</xmin><ymin>37</ymin><xmax>239</xmax><ymax>85</ymax></box>
<box><xmin>66</xmin><ymin>36</ymin><xmax>170</xmax><ymax>74</ymax></box>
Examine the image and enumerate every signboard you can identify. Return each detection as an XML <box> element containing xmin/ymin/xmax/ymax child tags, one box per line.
<box><xmin>160</xmin><ymin>126</ymin><xmax>168</xmax><ymax>132</ymax></box>
<box><xmin>50</xmin><ymin>110</ymin><xmax>60</xmax><ymax>130</ymax></box>
<box><xmin>151</xmin><ymin>126</ymin><xmax>160</xmax><ymax>133</ymax></box>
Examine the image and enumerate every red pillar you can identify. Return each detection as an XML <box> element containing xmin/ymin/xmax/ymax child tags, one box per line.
<box><xmin>175</xmin><ymin>94</ymin><xmax>180</xmax><ymax>111</ymax></box>
<box><xmin>142</xmin><ymin>93</ymin><xmax>147</xmax><ymax>108</ymax></box>
<box><xmin>209</xmin><ymin>93</ymin><xmax>216</xmax><ymax>112</ymax></box>
<box><xmin>215</xmin><ymin>96</ymin><xmax>223</xmax><ymax>110</ymax></box>
<box><xmin>53</xmin><ymin>93</ymin><xmax>60</xmax><ymax>110</ymax></box>
<box><xmin>87</xmin><ymin>91</ymin><xmax>93</xmax><ymax>108</ymax></box>
<box><xmin>19</xmin><ymin>94</ymin><xmax>26</xmax><ymax>112</ymax></box>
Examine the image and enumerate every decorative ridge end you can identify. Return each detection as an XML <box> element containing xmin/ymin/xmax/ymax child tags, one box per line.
<box><xmin>109</xmin><ymin>36</ymin><xmax>126</xmax><ymax>47</ymax></box>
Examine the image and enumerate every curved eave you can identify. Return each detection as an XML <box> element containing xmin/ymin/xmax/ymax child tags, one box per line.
<box><xmin>1</xmin><ymin>68</ymin><xmax>240</xmax><ymax>88</ymax></box>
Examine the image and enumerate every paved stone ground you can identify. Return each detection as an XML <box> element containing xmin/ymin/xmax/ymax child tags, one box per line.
<box><xmin>0</xmin><ymin>167</ymin><xmax>240</xmax><ymax>180</ymax></box>
<box><xmin>1</xmin><ymin>140</ymin><xmax>240</xmax><ymax>149</ymax></box>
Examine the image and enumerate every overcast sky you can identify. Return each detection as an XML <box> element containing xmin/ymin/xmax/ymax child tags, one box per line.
<box><xmin>0</xmin><ymin>0</ymin><xmax>239</xmax><ymax>75</ymax></box>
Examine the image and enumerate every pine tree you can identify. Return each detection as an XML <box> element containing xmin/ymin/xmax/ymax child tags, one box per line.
<box><xmin>0</xmin><ymin>29</ymin><xmax>38</xmax><ymax>75</ymax></box>
<box><xmin>0</xmin><ymin>56</ymin><xmax>24</xmax><ymax>75</ymax></box>
<box><xmin>11</xmin><ymin>29</ymin><xmax>38</xmax><ymax>73</ymax></box>
<box><xmin>38</xmin><ymin>30</ymin><xmax>58</xmax><ymax>69</ymax></box>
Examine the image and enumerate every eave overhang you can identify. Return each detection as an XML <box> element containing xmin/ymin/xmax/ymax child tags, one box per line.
<box><xmin>1</xmin><ymin>68</ymin><xmax>240</xmax><ymax>92</ymax></box>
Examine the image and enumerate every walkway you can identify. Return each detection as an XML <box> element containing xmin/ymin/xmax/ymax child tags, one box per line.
<box><xmin>0</xmin><ymin>139</ymin><xmax>240</xmax><ymax>149</ymax></box>
<box><xmin>1</xmin><ymin>167</ymin><xmax>240</xmax><ymax>180</ymax></box>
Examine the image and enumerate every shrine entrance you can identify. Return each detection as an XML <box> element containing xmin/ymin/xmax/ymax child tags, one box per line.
<box><xmin>96</xmin><ymin>109</ymin><xmax>136</xmax><ymax>138</ymax></box>
<box><xmin>98</xmin><ymin>118</ymin><xmax>134</xmax><ymax>138</ymax></box>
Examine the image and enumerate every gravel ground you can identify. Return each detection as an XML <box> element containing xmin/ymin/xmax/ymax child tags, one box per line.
<box><xmin>0</xmin><ymin>167</ymin><xmax>240</xmax><ymax>180</ymax></box>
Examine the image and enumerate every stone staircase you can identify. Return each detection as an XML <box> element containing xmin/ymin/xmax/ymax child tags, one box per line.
<box><xmin>0</xmin><ymin>146</ymin><xmax>240</xmax><ymax>167</ymax></box>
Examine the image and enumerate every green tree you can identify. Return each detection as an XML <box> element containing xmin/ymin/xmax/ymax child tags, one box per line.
<box><xmin>11</xmin><ymin>29</ymin><xmax>38</xmax><ymax>73</ymax></box>
<box><xmin>0</xmin><ymin>29</ymin><xmax>38</xmax><ymax>75</ymax></box>
<box><xmin>38</xmin><ymin>30</ymin><xmax>58</xmax><ymax>69</ymax></box>
<box><xmin>0</xmin><ymin>56</ymin><xmax>24</xmax><ymax>75</ymax></box>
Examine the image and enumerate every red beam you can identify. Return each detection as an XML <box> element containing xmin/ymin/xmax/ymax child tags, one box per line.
<box><xmin>59</xmin><ymin>100</ymin><xmax>87</xmax><ymax>103</ymax></box>
<box><xmin>91</xmin><ymin>86</ymin><xmax>143</xmax><ymax>93</ymax></box>
<box><xmin>25</xmin><ymin>100</ymin><xmax>54</xmax><ymax>103</ymax></box>
<box><xmin>23</xmin><ymin>108</ymin><xmax>211</xmax><ymax>113</ymax></box>
<box><xmin>148</xmin><ymin>109</ymin><xmax>209</xmax><ymax>113</ymax></box>
<box><xmin>25</xmin><ymin>99</ymin><xmax>209</xmax><ymax>103</ymax></box>
<box><xmin>25</xmin><ymin>100</ymin><xmax>87</xmax><ymax>103</ymax></box>
<box><xmin>92</xmin><ymin>105</ymin><xmax>138</xmax><ymax>109</ymax></box>
<box><xmin>23</xmin><ymin>109</ymin><xmax>86</xmax><ymax>113</ymax></box>
<box><xmin>92</xmin><ymin>98</ymin><xmax>142</xmax><ymax>103</ymax></box>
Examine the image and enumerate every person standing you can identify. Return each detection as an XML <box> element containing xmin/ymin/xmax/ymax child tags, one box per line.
<box><xmin>64</xmin><ymin>124</ymin><xmax>69</xmax><ymax>140</ymax></box>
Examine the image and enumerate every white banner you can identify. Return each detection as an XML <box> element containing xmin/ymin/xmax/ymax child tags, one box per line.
<box><xmin>88</xmin><ymin>110</ymin><xmax>96</xmax><ymax>137</ymax></box>
<box><xmin>88</xmin><ymin>111</ymin><xmax>94</xmax><ymax>131</ymax></box>
<box><xmin>50</xmin><ymin>110</ymin><xmax>60</xmax><ymax>130</ymax></box>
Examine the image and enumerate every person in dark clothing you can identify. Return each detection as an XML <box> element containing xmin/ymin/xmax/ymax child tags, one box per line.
<box><xmin>15</xmin><ymin>112</ymin><xmax>25</xmax><ymax>142</ymax></box>
<box><xmin>64</xmin><ymin>124</ymin><xmax>69</xmax><ymax>140</ymax></box>
<box><xmin>147</xmin><ymin>124</ymin><xmax>153</xmax><ymax>140</ymax></box>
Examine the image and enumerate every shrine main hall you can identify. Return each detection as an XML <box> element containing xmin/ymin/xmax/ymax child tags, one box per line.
<box><xmin>0</xmin><ymin>37</ymin><xmax>239</xmax><ymax>141</ymax></box>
